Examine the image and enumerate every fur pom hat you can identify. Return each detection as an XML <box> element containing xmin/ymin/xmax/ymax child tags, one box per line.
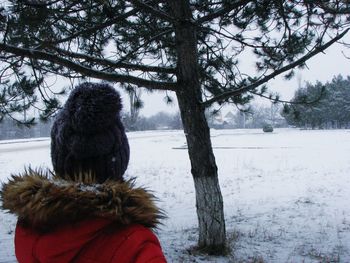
<box><xmin>51</xmin><ymin>83</ymin><xmax>129</xmax><ymax>183</ymax></box>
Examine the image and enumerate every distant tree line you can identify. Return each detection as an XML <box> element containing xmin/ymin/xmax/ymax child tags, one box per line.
<box><xmin>283</xmin><ymin>75</ymin><xmax>350</xmax><ymax>129</ymax></box>
<box><xmin>232</xmin><ymin>104</ymin><xmax>287</xmax><ymax>129</ymax></box>
<box><xmin>206</xmin><ymin>103</ymin><xmax>287</xmax><ymax>129</ymax></box>
<box><xmin>0</xmin><ymin>118</ymin><xmax>53</xmax><ymax>140</ymax></box>
<box><xmin>122</xmin><ymin>111</ymin><xmax>182</xmax><ymax>131</ymax></box>
<box><xmin>4</xmin><ymin>75</ymin><xmax>350</xmax><ymax>141</ymax></box>
<box><xmin>0</xmin><ymin>111</ymin><xmax>183</xmax><ymax>140</ymax></box>
<box><xmin>124</xmin><ymin>104</ymin><xmax>288</xmax><ymax>132</ymax></box>
<box><xmin>125</xmin><ymin>103</ymin><xmax>289</xmax><ymax>132</ymax></box>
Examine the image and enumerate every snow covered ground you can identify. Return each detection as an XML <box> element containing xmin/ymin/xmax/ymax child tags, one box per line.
<box><xmin>1</xmin><ymin>128</ymin><xmax>350</xmax><ymax>262</ymax></box>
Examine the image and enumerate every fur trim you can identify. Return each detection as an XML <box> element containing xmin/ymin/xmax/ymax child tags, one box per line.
<box><xmin>1</xmin><ymin>170</ymin><xmax>164</xmax><ymax>232</ymax></box>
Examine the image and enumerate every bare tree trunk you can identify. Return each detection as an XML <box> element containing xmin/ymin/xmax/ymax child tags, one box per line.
<box><xmin>176</xmin><ymin>90</ymin><xmax>226</xmax><ymax>253</ymax></box>
<box><xmin>168</xmin><ymin>0</ymin><xmax>226</xmax><ymax>254</ymax></box>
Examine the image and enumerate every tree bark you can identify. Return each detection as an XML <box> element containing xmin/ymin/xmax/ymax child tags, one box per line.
<box><xmin>168</xmin><ymin>0</ymin><xmax>226</xmax><ymax>253</ymax></box>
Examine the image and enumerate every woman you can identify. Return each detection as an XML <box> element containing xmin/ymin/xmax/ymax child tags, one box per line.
<box><xmin>1</xmin><ymin>83</ymin><xmax>166</xmax><ymax>263</ymax></box>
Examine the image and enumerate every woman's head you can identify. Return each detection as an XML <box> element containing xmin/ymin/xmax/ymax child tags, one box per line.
<box><xmin>50</xmin><ymin>83</ymin><xmax>129</xmax><ymax>183</ymax></box>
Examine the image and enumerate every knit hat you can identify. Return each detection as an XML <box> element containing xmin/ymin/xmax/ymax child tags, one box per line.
<box><xmin>51</xmin><ymin>83</ymin><xmax>129</xmax><ymax>183</ymax></box>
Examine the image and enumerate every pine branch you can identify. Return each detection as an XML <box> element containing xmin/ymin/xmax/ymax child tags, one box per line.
<box><xmin>112</xmin><ymin>28</ymin><xmax>174</xmax><ymax>64</ymax></box>
<box><xmin>0</xmin><ymin>43</ymin><xmax>177</xmax><ymax>91</ymax></box>
<box><xmin>35</xmin><ymin>0</ymin><xmax>167</xmax><ymax>47</ymax></box>
<box><xmin>249</xmin><ymin>91</ymin><xmax>323</xmax><ymax>106</ymax></box>
<box><xmin>50</xmin><ymin>47</ymin><xmax>177</xmax><ymax>74</ymax></box>
<box><xmin>317</xmin><ymin>2</ymin><xmax>350</xmax><ymax>15</ymax></box>
<box><xmin>196</xmin><ymin>0</ymin><xmax>251</xmax><ymax>24</ymax></box>
<box><xmin>41</xmin><ymin>8</ymin><xmax>140</xmax><ymax>46</ymax></box>
<box><xmin>21</xmin><ymin>0</ymin><xmax>61</xmax><ymax>8</ymax></box>
<box><xmin>202</xmin><ymin>29</ymin><xmax>350</xmax><ymax>107</ymax></box>
<box><xmin>130</xmin><ymin>0</ymin><xmax>174</xmax><ymax>22</ymax></box>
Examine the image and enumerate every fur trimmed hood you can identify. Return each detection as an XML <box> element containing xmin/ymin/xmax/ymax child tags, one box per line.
<box><xmin>0</xmin><ymin>170</ymin><xmax>164</xmax><ymax>232</ymax></box>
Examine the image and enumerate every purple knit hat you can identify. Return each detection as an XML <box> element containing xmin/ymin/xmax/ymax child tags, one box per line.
<box><xmin>50</xmin><ymin>82</ymin><xmax>129</xmax><ymax>182</ymax></box>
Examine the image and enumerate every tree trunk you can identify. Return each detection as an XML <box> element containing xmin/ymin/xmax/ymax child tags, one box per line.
<box><xmin>168</xmin><ymin>0</ymin><xmax>226</xmax><ymax>254</ymax></box>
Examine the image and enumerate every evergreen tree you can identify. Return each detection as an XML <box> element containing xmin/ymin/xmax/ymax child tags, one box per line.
<box><xmin>0</xmin><ymin>1</ymin><xmax>349</xmax><ymax>253</ymax></box>
<box><xmin>283</xmin><ymin>75</ymin><xmax>350</xmax><ymax>129</ymax></box>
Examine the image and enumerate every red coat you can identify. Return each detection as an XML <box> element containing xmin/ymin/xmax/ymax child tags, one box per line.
<box><xmin>1</xmin><ymin>172</ymin><xmax>167</xmax><ymax>263</ymax></box>
<box><xmin>15</xmin><ymin>219</ymin><xmax>166</xmax><ymax>263</ymax></box>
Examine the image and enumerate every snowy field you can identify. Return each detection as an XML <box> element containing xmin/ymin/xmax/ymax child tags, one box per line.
<box><xmin>1</xmin><ymin>128</ymin><xmax>350</xmax><ymax>263</ymax></box>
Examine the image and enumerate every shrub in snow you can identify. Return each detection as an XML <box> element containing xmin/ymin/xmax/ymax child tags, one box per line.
<box><xmin>263</xmin><ymin>124</ymin><xmax>273</xmax><ymax>133</ymax></box>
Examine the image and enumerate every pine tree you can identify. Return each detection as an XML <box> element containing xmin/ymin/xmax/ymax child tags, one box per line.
<box><xmin>0</xmin><ymin>1</ymin><xmax>349</xmax><ymax>253</ymax></box>
<box><xmin>283</xmin><ymin>75</ymin><xmax>350</xmax><ymax>129</ymax></box>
